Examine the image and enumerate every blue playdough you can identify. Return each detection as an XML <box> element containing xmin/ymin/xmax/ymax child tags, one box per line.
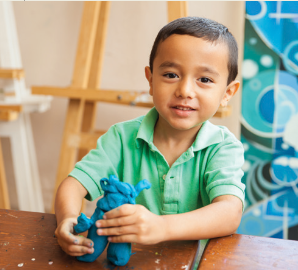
<box><xmin>74</xmin><ymin>175</ymin><xmax>151</xmax><ymax>266</ymax></box>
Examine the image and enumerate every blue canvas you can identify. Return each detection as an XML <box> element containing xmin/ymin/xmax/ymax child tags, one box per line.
<box><xmin>238</xmin><ymin>1</ymin><xmax>298</xmax><ymax>240</ymax></box>
<box><xmin>74</xmin><ymin>175</ymin><xmax>151</xmax><ymax>266</ymax></box>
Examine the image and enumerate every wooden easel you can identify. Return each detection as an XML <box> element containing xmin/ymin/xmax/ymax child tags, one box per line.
<box><xmin>0</xmin><ymin>67</ymin><xmax>26</xmax><ymax>209</ymax></box>
<box><xmin>32</xmin><ymin>1</ymin><xmax>230</xmax><ymax>212</ymax></box>
<box><xmin>0</xmin><ymin>136</ymin><xmax>10</xmax><ymax>209</ymax></box>
<box><xmin>0</xmin><ymin>69</ymin><xmax>24</xmax><ymax>209</ymax></box>
<box><xmin>0</xmin><ymin>1</ymin><xmax>52</xmax><ymax>212</ymax></box>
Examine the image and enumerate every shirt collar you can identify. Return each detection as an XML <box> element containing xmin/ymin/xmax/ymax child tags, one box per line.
<box><xmin>136</xmin><ymin>107</ymin><xmax>158</xmax><ymax>148</ymax></box>
<box><xmin>192</xmin><ymin>120</ymin><xmax>224</xmax><ymax>151</ymax></box>
<box><xmin>136</xmin><ymin>107</ymin><xmax>224</xmax><ymax>151</ymax></box>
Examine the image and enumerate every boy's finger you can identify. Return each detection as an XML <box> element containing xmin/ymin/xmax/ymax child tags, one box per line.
<box><xmin>56</xmin><ymin>230</ymin><xmax>75</xmax><ymax>244</ymax></box>
<box><xmin>64</xmin><ymin>244</ymin><xmax>94</xmax><ymax>256</ymax></box>
<box><xmin>59</xmin><ymin>231</ymin><xmax>93</xmax><ymax>248</ymax></box>
<box><xmin>103</xmin><ymin>204</ymin><xmax>135</xmax><ymax>219</ymax></box>
<box><xmin>97</xmin><ymin>225</ymin><xmax>135</xmax><ymax>237</ymax></box>
<box><xmin>108</xmin><ymin>234</ymin><xmax>135</xmax><ymax>244</ymax></box>
<box><xmin>96</xmin><ymin>215</ymin><xmax>134</xmax><ymax>228</ymax></box>
<box><xmin>70</xmin><ymin>234</ymin><xmax>93</xmax><ymax>248</ymax></box>
<box><xmin>75</xmin><ymin>235</ymin><xmax>94</xmax><ymax>248</ymax></box>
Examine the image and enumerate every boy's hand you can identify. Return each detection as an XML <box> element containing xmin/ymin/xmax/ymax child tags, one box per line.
<box><xmin>95</xmin><ymin>204</ymin><xmax>166</xmax><ymax>245</ymax></box>
<box><xmin>55</xmin><ymin>217</ymin><xmax>94</xmax><ymax>256</ymax></box>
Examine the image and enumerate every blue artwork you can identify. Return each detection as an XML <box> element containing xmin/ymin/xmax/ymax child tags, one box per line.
<box><xmin>238</xmin><ymin>1</ymin><xmax>298</xmax><ymax>239</ymax></box>
<box><xmin>74</xmin><ymin>175</ymin><xmax>151</xmax><ymax>266</ymax></box>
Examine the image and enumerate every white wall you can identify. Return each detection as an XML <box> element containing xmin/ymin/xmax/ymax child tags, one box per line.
<box><xmin>5</xmin><ymin>1</ymin><xmax>245</xmax><ymax>213</ymax></box>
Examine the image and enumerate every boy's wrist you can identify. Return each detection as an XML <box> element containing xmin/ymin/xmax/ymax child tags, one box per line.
<box><xmin>160</xmin><ymin>215</ymin><xmax>174</xmax><ymax>242</ymax></box>
<box><xmin>159</xmin><ymin>213</ymin><xmax>193</xmax><ymax>242</ymax></box>
<box><xmin>56</xmin><ymin>214</ymin><xmax>79</xmax><ymax>227</ymax></box>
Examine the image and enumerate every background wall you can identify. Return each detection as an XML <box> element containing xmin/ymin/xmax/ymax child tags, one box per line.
<box><xmin>4</xmin><ymin>1</ymin><xmax>245</xmax><ymax>213</ymax></box>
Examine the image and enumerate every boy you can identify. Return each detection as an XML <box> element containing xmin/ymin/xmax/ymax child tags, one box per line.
<box><xmin>55</xmin><ymin>17</ymin><xmax>245</xmax><ymax>257</ymax></box>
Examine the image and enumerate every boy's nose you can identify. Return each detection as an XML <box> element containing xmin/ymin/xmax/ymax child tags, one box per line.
<box><xmin>175</xmin><ymin>78</ymin><xmax>196</xmax><ymax>99</ymax></box>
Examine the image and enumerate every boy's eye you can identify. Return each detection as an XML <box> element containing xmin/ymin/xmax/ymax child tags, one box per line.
<box><xmin>199</xmin><ymin>77</ymin><xmax>213</xmax><ymax>83</ymax></box>
<box><xmin>164</xmin><ymin>73</ymin><xmax>179</xmax><ymax>79</ymax></box>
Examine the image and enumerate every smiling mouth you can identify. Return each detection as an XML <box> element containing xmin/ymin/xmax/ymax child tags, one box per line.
<box><xmin>173</xmin><ymin>106</ymin><xmax>195</xmax><ymax>111</ymax></box>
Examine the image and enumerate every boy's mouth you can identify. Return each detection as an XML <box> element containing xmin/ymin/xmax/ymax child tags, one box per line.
<box><xmin>173</xmin><ymin>106</ymin><xmax>195</xmax><ymax>111</ymax></box>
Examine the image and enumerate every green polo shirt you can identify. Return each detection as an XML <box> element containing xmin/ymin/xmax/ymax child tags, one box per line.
<box><xmin>69</xmin><ymin>107</ymin><xmax>245</xmax><ymax>215</ymax></box>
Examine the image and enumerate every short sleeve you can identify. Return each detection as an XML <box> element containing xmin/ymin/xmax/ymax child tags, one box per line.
<box><xmin>204</xmin><ymin>139</ymin><xmax>246</xmax><ymax>209</ymax></box>
<box><xmin>69</xmin><ymin>125</ymin><xmax>123</xmax><ymax>201</ymax></box>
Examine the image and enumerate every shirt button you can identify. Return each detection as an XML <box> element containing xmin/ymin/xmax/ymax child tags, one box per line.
<box><xmin>163</xmin><ymin>174</ymin><xmax>166</xmax><ymax>180</ymax></box>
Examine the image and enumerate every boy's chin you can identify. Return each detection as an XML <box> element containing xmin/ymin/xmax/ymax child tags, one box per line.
<box><xmin>169</xmin><ymin>122</ymin><xmax>203</xmax><ymax>132</ymax></box>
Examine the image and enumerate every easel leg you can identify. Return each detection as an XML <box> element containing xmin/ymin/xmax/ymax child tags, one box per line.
<box><xmin>51</xmin><ymin>99</ymin><xmax>85</xmax><ymax>213</ymax></box>
<box><xmin>0</xmin><ymin>138</ymin><xmax>10</xmax><ymax>209</ymax></box>
<box><xmin>77</xmin><ymin>2</ymin><xmax>110</xmax><ymax>212</ymax></box>
<box><xmin>77</xmin><ymin>1</ymin><xmax>111</xmax><ymax>161</ymax></box>
<box><xmin>167</xmin><ymin>1</ymin><xmax>188</xmax><ymax>22</ymax></box>
<box><xmin>51</xmin><ymin>1</ymin><xmax>103</xmax><ymax>213</ymax></box>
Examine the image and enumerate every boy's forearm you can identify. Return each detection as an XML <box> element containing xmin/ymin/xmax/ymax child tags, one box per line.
<box><xmin>55</xmin><ymin>176</ymin><xmax>88</xmax><ymax>225</ymax></box>
<box><xmin>162</xmin><ymin>195</ymin><xmax>242</xmax><ymax>241</ymax></box>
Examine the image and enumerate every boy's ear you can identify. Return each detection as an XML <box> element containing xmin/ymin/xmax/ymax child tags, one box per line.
<box><xmin>220</xmin><ymin>80</ymin><xmax>240</xmax><ymax>107</ymax></box>
<box><xmin>145</xmin><ymin>66</ymin><xmax>153</xmax><ymax>96</ymax></box>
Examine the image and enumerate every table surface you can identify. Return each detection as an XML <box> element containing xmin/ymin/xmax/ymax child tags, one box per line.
<box><xmin>2</xmin><ymin>208</ymin><xmax>298</xmax><ymax>270</ymax></box>
<box><xmin>0</xmin><ymin>209</ymin><xmax>199</xmax><ymax>270</ymax></box>
<box><xmin>199</xmin><ymin>233</ymin><xmax>298</xmax><ymax>269</ymax></box>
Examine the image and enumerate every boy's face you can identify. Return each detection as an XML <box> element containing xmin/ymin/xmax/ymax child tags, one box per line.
<box><xmin>145</xmin><ymin>34</ymin><xmax>239</xmax><ymax>132</ymax></box>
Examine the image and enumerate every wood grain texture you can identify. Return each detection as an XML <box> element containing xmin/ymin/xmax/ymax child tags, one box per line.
<box><xmin>199</xmin><ymin>234</ymin><xmax>298</xmax><ymax>269</ymax></box>
<box><xmin>0</xmin><ymin>209</ymin><xmax>198</xmax><ymax>270</ymax></box>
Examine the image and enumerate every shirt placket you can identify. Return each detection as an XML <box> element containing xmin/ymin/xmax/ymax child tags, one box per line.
<box><xmin>162</xmin><ymin>166</ymin><xmax>181</xmax><ymax>214</ymax></box>
<box><xmin>151</xmin><ymin>143</ymin><xmax>194</xmax><ymax>214</ymax></box>
<box><xmin>162</xmin><ymin>148</ymin><xmax>194</xmax><ymax>214</ymax></box>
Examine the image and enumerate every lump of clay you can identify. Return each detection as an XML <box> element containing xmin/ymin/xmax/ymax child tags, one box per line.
<box><xmin>74</xmin><ymin>175</ymin><xmax>151</xmax><ymax>266</ymax></box>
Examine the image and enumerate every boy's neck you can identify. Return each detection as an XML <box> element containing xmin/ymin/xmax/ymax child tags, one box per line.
<box><xmin>153</xmin><ymin>118</ymin><xmax>202</xmax><ymax>167</ymax></box>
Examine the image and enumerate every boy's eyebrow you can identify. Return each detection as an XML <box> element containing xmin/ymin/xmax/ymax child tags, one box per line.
<box><xmin>159</xmin><ymin>61</ymin><xmax>179</xmax><ymax>69</ymax></box>
<box><xmin>159</xmin><ymin>61</ymin><xmax>220</xmax><ymax>77</ymax></box>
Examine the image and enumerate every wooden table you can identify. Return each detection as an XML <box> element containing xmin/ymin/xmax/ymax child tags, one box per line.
<box><xmin>199</xmin><ymin>234</ymin><xmax>298</xmax><ymax>269</ymax></box>
<box><xmin>0</xmin><ymin>209</ymin><xmax>199</xmax><ymax>269</ymax></box>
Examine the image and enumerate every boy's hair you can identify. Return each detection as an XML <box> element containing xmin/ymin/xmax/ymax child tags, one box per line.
<box><xmin>149</xmin><ymin>17</ymin><xmax>238</xmax><ymax>85</ymax></box>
